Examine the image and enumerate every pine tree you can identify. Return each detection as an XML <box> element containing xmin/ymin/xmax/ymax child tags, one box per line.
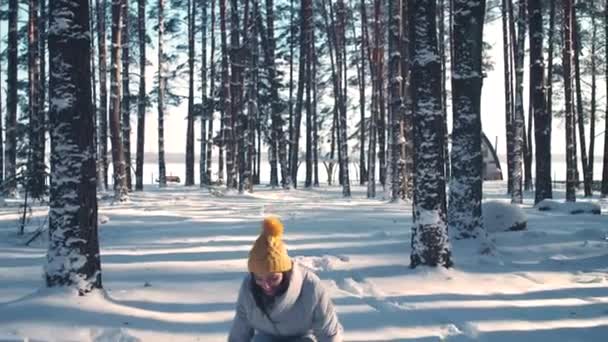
<box><xmin>157</xmin><ymin>0</ymin><xmax>167</xmax><ymax>187</ymax></box>
<box><xmin>109</xmin><ymin>0</ymin><xmax>128</xmax><ymax>201</ymax></box>
<box><xmin>358</xmin><ymin>0</ymin><xmax>367</xmax><ymax>186</ymax></box>
<box><xmin>588</xmin><ymin>0</ymin><xmax>597</xmax><ymax>190</ymax></box>
<box><xmin>5</xmin><ymin>0</ymin><xmax>18</xmax><ymax>197</ymax></box>
<box><xmin>336</xmin><ymin>0</ymin><xmax>351</xmax><ymax>197</ymax></box>
<box><xmin>206</xmin><ymin>0</ymin><xmax>217</xmax><ymax>184</ymax></box>
<box><xmin>220</xmin><ymin>0</ymin><xmax>232</xmax><ymax>187</ymax></box>
<box><xmin>122</xmin><ymin>0</ymin><xmax>132</xmax><ymax>191</ymax></box>
<box><xmin>410</xmin><ymin>0</ymin><xmax>452</xmax><ymax>268</ymax></box>
<box><xmin>563</xmin><ymin>0</ymin><xmax>576</xmax><ymax>202</ymax></box>
<box><xmin>96</xmin><ymin>0</ymin><xmax>109</xmax><ymax>191</ymax></box>
<box><xmin>388</xmin><ymin>0</ymin><xmax>402</xmax><ymax>202</ymax></box>
<box><xmin>602</xmin><ymin>0</ymin><xmax>608</xmax><ymax>197</ymax></box>
<box><xmin>200</xmin><ymin>0</ymin><xmax>209</xmax><ymax>187</ymax></box>
<box><xmin>501</xmin><ymin>0</ymin><xmax>514</xmax><ymax>196</ymax></box>
<box><xmin>510</xmin><ymin>0</ymin><xmax>525</xmax><ymax>204</ymax></box>
<box><xmin>448</xmin><ymin>0</ymin><xmax>486</xmax><ymax>240</ymax></box>
<box><xmin>0</xmin><ymin>22</ymin><xmax>3</xmax><ymax>187</ymax></box>
<box><xmin>46</xmin><ymin>0</ymin><xmax>102</xmax><ymax>293</ymax></box>
<box><xmin>135</xmin><ymin>0</ymin><xmax>146</xmax><ymax>191</ymax></box>
<box><xmin>401</xmin><ymin>0</ymin><xmax>414</xmax><ymax>200</ymax></box>
<box><xmin>529</xmin><ymin>0</ymin><xmax>551</xmax><ymax>204</ymax></box>
<box><xmin>186</xmin><ymin>0</ymin><xmax>196</xmax><ymax>186</ymax></box>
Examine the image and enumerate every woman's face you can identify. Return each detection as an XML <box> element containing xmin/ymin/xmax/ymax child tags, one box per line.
<box><xmin>254</xmin><ymin>272</ymin><xmax>283</xmax><ymax>296</ymax></box>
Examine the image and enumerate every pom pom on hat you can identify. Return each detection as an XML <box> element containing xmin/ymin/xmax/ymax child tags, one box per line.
<box><xmin>262</xmin><ymin>216</ymin><xmax>284</xmax><ymax>237</ymax></box>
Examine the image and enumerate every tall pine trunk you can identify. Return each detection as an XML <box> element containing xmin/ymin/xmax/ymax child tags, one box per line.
<box><xmin>401</xmin><ymin>0</ymin><xmax>414</xmax><ymax>200</ymax></box>
<box><xmin>313</xmin><ymin>43</ymin><xmax>319</xmax><ymax>187</ymax></box>
<box><xmin>448</xmin><ymin>0</ymin><xmax>486</xmax><ymax>240</ymax></box>
<box><xmin>219</xmin><ymin>0</ymin><xmax>232</xmax><ymax>187</ymax></box>
<box><xmin>573</xmin><ymin>7</ymin><xmax>591</xmax><ymax>196</ymax></box>
<box><xmin>336</xmin><ymin>0</ymin><xmax>351</xmax><ymax>197</ymax></box>
<box><xmin>510</xmin><ymin>0</ymin><xmax>525</xmax><ymax>204</ymax></box>
<box><xmin>200</xmin><ymin>0</ymin><xmax>209</xmax><ymax>186</ymax></box>
<box><xmin>501</xmin><ymin>0</ymin><xmax>514</xmax><ymax>195</ymax></box>
<box><xmin>228</xmin><ymin>0</ymin><xmax>242</xmax><ymax>189</ymax></box>
<box><xmin>388</xmin><ymin>0</ymin><xmax>402</xmax><ymax>202</ymax></box>
<box><xmin>305</xmin><ymin>6</ymin><xmax>313</xmax><ymax>189</ymax></box>
<box><xmin>135</xmin><ymin>0</ymin><xmax>146</xmax><ymax>191</ymax></box>
<box><xmin>185</xmin><ymin>0</ymin><xmax>195</xmax><ymax>186</ymax></box>
<box><xmin>438</xmin><ymin>0</ymin><xmax>450</xmax><ymax>182</ymax></box>
<box><xmin>410</xmin><ymin>0</ymin><xmax>452</xmax><ymax>269</ymax></box>
<box><xmin>367</xmin><ymin>0</ymin><xmax>379</xmax><ymax>198</ymax></box>
<box><xmin>358</xmin><ymin>0</ymin><xmax>367</xmax><ymax>186</ymax></box>
<box><xmin>122</xmin><ymin>0</ymin><xmax>132</xmax><ymax>191</ymax></box>
<box><xmin>290</xmin><ymin>0</ymin><xmax>310</xmax><ymax>188</ymax></box>
<box><xmin>530</xmin><ymin>0</ymin><xmax>551</xmax><ymax>204</ymax></box>
<box><xmin>563</xmin><ymin>0</ymin><xmax>576</xmax><ymax>202</ymax></box>
<box><xmin>157</xmin><ymin>0</ymin><xmax>167</xmax><ymax>187</ymax></box>
<box><xmin>96</xmin><ymin>0</ymin><xmax>109</xmax><ymax>191</ymax></box>
<box><xmin>5</xmin><ymin>0</ymin><xmax>18</xmax><ymax>197</ymax></box>
<box><xmin>603</xmin><ymin>0</ymin><xmax>608</xmax><ymax>197</ymax></box>
<box><xmin>29</xmin><ymin>0</ymin><xmax>46</xmax><ymax>199</ymax></box>
<box><xmin>47</xmin><ymin>0</ymin><xmax>102</xmax><ymax>292</ymax></box>
<box><xmin>589</xmin><ymin>0</ymin><xmax>597</xmax><ymax>188</ymax></box>
<box><xmin>206</xmin><ymin>0</ymin><xmax>216</xmax><ymax>184</ymax></box>
<box><xmin>0</xmin><ymin>22</ymin><xmax>3</xmax><ymax>186</ymax></box>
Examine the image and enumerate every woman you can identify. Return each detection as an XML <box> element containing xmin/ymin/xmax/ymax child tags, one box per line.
<box><xmin>228</xmin><ymin>216</ymin><xmax>343</xmax><ymax>342</ymax></box>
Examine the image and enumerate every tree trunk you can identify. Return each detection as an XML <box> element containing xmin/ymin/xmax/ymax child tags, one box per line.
<box><xmin>573</xmin><ymin>7</ymin><xmax>591</xmax><ymax>196</ymax></box>
<box><xmin>510</xmin><ymin>0</ymin><xmax>524</xmax><ymax>204</ymax></box>
<box><xmin>603</xmin><ymin>0</ymin><xmax>608</xmax><ymax>197</ymax></box>
<box><xmin>157</xmin><ymin>0</ymin><xmax>167</xmax><ymax>187</ymax></box>
<box><xmin>288</xmin><ymin>0</ymin><xmax>295</xmax><ymax>175</ymax></box>
<box><xmin>241</xmin><ymin>0</ymin><xmax>256</xmax><ymax>193</ymax></box>
<box><xmin>401</xmin><ymin>0</ymin><xmax>413</xmax><ymax>200</ymax></box>
<box><xmin>410</xmin><ymin>0</ymin><xmax>452</xmax><ymax>269</ymax></box>
<box><xmin>388</xmin><ymin>0</ymin><xmax>402</xmax><ymax>202</ymax></box>
<box><xmin>219</xmin><ymin>0</ymin><xmax>232</xmax><ymax>187</ymax></box>
<box><xmin>200</xmin><ymin>0</ymin><xmax>209</xmax><ymax>186</ymax></box>
<box><xmin>135</xmin><ymin>0</ymin><xmax>146</xmax><ymax>191</ymax></box>
<box><xmin>589</xmin><ymin>0</ymin><xmax>596</xmax><ymax>188</ymax></box>
<box><xmin>563</xmin><ymin>0</ymin><xmax>576</xmax><ymax>202</ymax></box>
<box><xmin>5</xmin><ymin>0</ymin><xmax>18</xmax><ymax>197</ymax></box>
<box><xmin>29</xmin><ymin>0</ymin><xmax>45</xmax><ymax>199</ymax></box>
<box><xmin>448</xmin><ymin>0</ymin><xmax>486</xmax><ymax>240</ymax></box>
<box><xmin>290</xmin><ymin>0</ymin><xmax>310</xmax><ymax>189</ymax></box>
<box><xmin>367</xmin><ymin>0</ymin><xmax>379</xmax><ymax>198</ymax></box>
<box><xmin>185</xmin><ymin>0</ymin><xmax>195</xmax><ymax>186</ymax></box>
<box><xmin>501</xmin><ymin>0</ymin><xmax>514</xmax><ymax>195</ymax></box>
<box><xmin>305</xmin><ymin>5</ymin><xmax>313</xmax><ymax>189</ymax></box>
<box><xmin>336</xmin><ymin>0</ymin><xmax>351</xmax><ymax>197</ymax></box>
<box><xmin>228</xmin><ymin>0</ymin><xmax>242</xmax><ymax>190</ymax></box>
<box><xmin>358</xmin><ymin>0</ymin><xmax>367</xmax><ymax>186</ymax></box>
<box><xmin>438</xmin><ymin>0</ymin><xmax>450</xmax><ymax>182</ymax></box>
<box><xmin>96</xmin><ymin>0</ymin><xmax>109</xmax><ymax>191</ymax></box>
<box><xmin>206</xmin><ymin>0</ymin><xmax>216</xmax><ymax>184</ymax></box>
<box><xmin>47</xmin><ymin>0</ymin><xmax>102</xmax><ymax>292</ymax></box>
<box><xmin>0</xmin><ymin>22</ymin><xmax>3</xmax><ymax>186</ymax></box>
<box><xmin>529</xmin><ymin>0</ymin><xmax>551</xmax><ymax>204</ymax></box>
<box><xmin>110</xmin><ymin>0</ymin><xmax>127</xmax><ymax>201</ymax></box>
<box><xmin>313</xmin><ymin>43</ymin><xmax>320</xmax><ymax>187</ymax></box>
<box><xmin>121</xmin><ymin>0</ymin><xmax>132</xmax><ymax>191</ymax></box>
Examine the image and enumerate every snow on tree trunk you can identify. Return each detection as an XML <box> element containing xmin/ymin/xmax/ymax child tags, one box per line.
<box><xmin>312</xmin><ymin>43</ymin><xmax>320</xmax><ymax>187</ymax></box>
<box><xmin>121</xmin><ymin>0</ymin><xmax>132</xmax><ymax>191</ymax></box>
<box><xmin>510</xmin><ymin>0</ymin><xmax>525</xmax><ymax>204</ymax></box>
<box><xmin>410</xmin><ymin>0</ymin><xmax>452</xmax><ymax>268</ymax></box>
<box><xmin>109</xmin><ymin>0</ymin><xmax>128</xmax><ymax>201</ymax></box>
<box><xmin>157</xmin><ymin>0</ymin><xmax>167</xmax><ymax>188</ymax></box>
<box><xmin>358</xmin><ymin>0</ymin><xmax>367</xmax><ymax>186</ymax></box>
<box><xmin>5</xmin><ymin>0</ymin><xmax>18</xmax><ymax>197</ymax></box>
<box><xmin>529</xmin><ymin>0</ymin><xmax>552</xmax><ymax>204</ymax></box>
<box><xmin>305</xmin><ymin>5</ymin><xmax>313</xmax><ymax>189</ymax></box>
<box><xmin>96</xmin><ymin>0</ymin><xmax>109</xmax><ymax>191</ymax></box>
<box><xmin>388</xmin><ymin>0</ymin><xmax>402</xmax><ymax>202</ymax></box>
<box><xmin>401</xmin><ymin>0</ymin><xmax>413</xmax><ymax>201</ymax></box>
<box><xmin>263</xmin><ymin>0</ymin><xmax>279</xmax><ymax>187</ymax></box>
<box><xmin>563</xmin><ymin>0</ymin><xmax>576</xmax><ymax>202</ymax></box>
<box><xmin>589</xmin><ymin>0</ymin><xmax>597</xmax><ymax>192</ymax></box>
<box><xmin>46</xmin><ymin>0</ymin><xmax>102</xmax><ymax>292</ymax></box>
<box><xmin>448</xmin><ymin>0</ymin><xmax>486</xmax><ymax>240</ymax></box>
<box><xmin>0</xmin><ymin>21</ymin><xmax>3</xmax><ymax>187</ymax></box>
<box><xmin>135</xmin><ymin>0</ymin><xmax>146</xmax><ymax>191</ymax></box>
<box><xmin>186</xmin><ymin>0</ymin><xmax>195</xmax><ymax>187</ymax></box>
<box><xmin>29</xmin><ymin>0</ymin><xmax>46</xmax><ymax>199</ymax></box>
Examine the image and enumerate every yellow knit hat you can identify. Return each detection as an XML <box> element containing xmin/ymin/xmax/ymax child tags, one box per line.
<box><xmin>247</xmin><ymin>216</ymin><xmax>292</xmax><ymax>274</ymax></box>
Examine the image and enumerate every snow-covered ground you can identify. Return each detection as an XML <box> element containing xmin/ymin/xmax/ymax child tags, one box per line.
<box><xmin>0</xmin><ymin>182</ymin><xmax>607</xmax><ymax>341</ymax></box>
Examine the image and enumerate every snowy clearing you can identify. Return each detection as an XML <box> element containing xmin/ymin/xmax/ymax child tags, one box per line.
<box><xmin>0</xmin><ymin>182</ymin><xmax>607</xmax><ymax>341</ymax></box>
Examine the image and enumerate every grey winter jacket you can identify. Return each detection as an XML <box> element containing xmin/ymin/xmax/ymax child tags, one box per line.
<box><xmin>228</xmin><ymin>262</ymin><xmax>343</xmax><ymax>342</ymax></box>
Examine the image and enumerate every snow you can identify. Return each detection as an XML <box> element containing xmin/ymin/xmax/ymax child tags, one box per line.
<box><xmin>483</xmin><ymin>201</ymin><xmax>527</xmax><ymax>233</ymax></box>
<box><xmin>1</xmin><ymin>182</ymin><xmax>608</xmax><ymax>341</ymax></box>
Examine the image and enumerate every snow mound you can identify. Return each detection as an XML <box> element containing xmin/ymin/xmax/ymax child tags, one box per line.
<box><xmin>91</xmin><ymin>328</ymin><xmax>140</xmax><ymax>342</ymax></box>
<box><xmin>293</xmin><ymin>255</ymin><xmax>347</xmax><ymax>272</ymax></box>
<box><xmin>99</xmin><ymin>215</ymin><xmax>110</xmax><ymax>225</ymax></box>
<box><xmin>482</xmin><ymin>201</ymin><xmax>527</xmax><ymax>232</ymax></box>
<box><xmin>536</xmin><ymin>199</ymin><xmax>601</xmax><ymax>215</ymax></box>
